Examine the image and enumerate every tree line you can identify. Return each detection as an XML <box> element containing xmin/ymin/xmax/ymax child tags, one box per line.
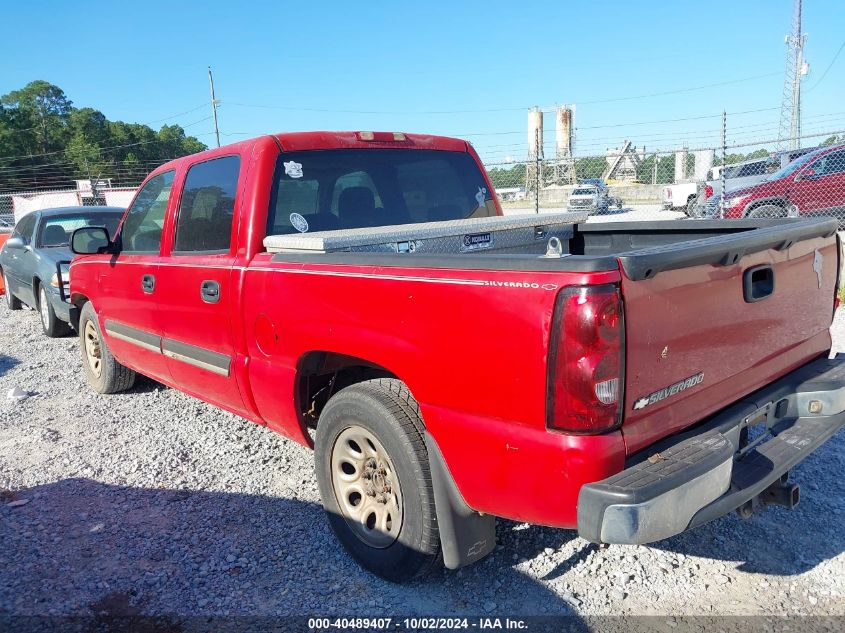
<box><xmin>0</xmin><ymin>81</ymin><xmax>207</xmax><ymax>192</ymax></box>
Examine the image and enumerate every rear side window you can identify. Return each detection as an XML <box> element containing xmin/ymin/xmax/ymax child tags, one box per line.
<box><xmin>121</xmin><ymin>171</ymin><xmax>175</xmax><ymax>253</ymax></box>
<box><xmin>174</xmin><ymin>156</ymin><xmax>240</xmax><ymax>253</ymax></box>
<box><xmin>815</xmin><ymin>150</ymin><xmax>845</xmax><ymax>175</ymax></box>
<box><xmin>13</xmin><ymin>214</ymin><xmax>36</xmax><ymax>244</ymax></box>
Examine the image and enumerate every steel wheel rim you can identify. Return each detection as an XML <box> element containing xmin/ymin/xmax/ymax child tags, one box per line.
<box><xmin>39</xmin><ymin>288</ymin><xmax>50</xmax><ymax>328</ymax></box>
<box><xmin>330</xmin><ymin>425</ymin><xmax>403</xmax><ymax>548</ymax></box>
<box><xmin>84</xmin><ymin>320</ymin><xmax>102</xmax><ymax>377</ymax></box>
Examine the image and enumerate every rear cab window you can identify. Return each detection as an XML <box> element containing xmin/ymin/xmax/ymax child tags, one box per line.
<box><xmin>267</xmin><ymin>149</ymin><xmax>494</xmax><ymax>236</ymax></box>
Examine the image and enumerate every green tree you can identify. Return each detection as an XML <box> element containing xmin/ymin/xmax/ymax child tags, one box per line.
<box><xmin>0</xmin><ymin>81</ymin><xmax>208</xmax><ymax>191</ymax></box>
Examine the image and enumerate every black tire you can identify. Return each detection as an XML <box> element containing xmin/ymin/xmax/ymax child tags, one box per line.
<box><xmin>78</xmin><ymin>301</ymin><xmax>136</xmax><ymax>394</ymax></box>
<box><xmin>314</xmin><ymin>378</ymin><xmax>442</xmax><ymax>582</ymax></box>
<box><xmin>3</xmin><ymin>274</ymin><xmax>22</xmax><ymax>310</ymax></box>
<box><xmin>37</xmin><ymin>283</ymin><xmax>71</xmax><ymax>338</ymax></box>
<box><xmin>747</xmin><ymin>204</ymin><xmax>786</xmax><ymax>219</ymax></box>
<box><xmin>686</xmin><ymin>196</ymin><xmax>698</xmax><ymax>217</ymax></box>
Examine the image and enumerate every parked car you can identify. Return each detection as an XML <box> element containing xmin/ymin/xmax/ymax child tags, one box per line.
<box><xmin>68</xmin><ymin>131</ymin><xmax>845</xmax><ymax>582</ymax></box>
<box><xmin>690</xmin><ymin>147</ymin><xmax>819</xmax><ymax>217</ymax></box>
<box><xmin>699</xmin><ymin>143</ymin><xmax>845</xmax><ymax>221</ymax></box>
<box><xmin>0</xmin><ymin>206</ymin><xmax>123</xmax><ymax>336</ymax></box>
<box><xmin>567</xmin><ymin>184</ymin><xmax>622</xmax><ymax>214</ymax></box>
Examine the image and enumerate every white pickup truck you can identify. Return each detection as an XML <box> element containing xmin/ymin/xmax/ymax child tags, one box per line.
<box><xmin>663</xmin><ymin>179</ymin><xmax>707</xmax><ymax>213</ymax></box>
<box><xmin>567</xmin><ymin>184</ymin><xmax>622</xmax><ymax>215</ymax></box>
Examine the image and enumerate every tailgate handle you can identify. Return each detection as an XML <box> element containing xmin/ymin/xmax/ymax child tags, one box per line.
<box><xmin>743</xmin><ymin>265</ymin><xmax>774</xmax><ymax>302</ymax></box>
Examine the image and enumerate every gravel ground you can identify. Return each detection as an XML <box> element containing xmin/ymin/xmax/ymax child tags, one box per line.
<box><xmin>1</xmin><ymin>300</ymin><xmax>844</xmax><ymax>621</ymax></box>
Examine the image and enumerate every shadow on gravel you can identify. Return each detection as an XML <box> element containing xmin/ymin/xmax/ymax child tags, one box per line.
<box><xmin>0</xmin><ymin>353</ymin><xmax>21</xmax><ymax>377</ymax></box>
<box><xmin>642</xmin><ymin>430</ymin><xmax>845</xmax><ymax>576</ymax></box>
<box><xmin>0</xmin><ymin>478</ymin><xmax>589</xmax><ymax>627</ymax></box>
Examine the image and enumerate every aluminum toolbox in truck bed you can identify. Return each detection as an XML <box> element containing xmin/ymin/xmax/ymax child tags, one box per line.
<box><xmin>263</xmin><ymin>212</ymin><xmax>588</xmax><ymax>255</ymax></box>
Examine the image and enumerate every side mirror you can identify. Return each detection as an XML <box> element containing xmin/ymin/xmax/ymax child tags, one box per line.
<box><xmin>71</xmin><ymin>227</ymin><xmax>112</xmax><ymax>255</ymax></box>
<box><xmin>3</xmin><ymin>236</ymin><xmax>24</xmax><ymax>250</ymax></box>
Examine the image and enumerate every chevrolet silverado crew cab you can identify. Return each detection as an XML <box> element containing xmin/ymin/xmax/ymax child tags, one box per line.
<box><xmin>68</xmin><ymin>131</ymin><xmax>845</xmax><ymax>582</ymax></box>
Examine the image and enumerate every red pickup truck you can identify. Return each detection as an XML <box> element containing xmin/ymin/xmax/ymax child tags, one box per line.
<box><xmin>68</xmin><ymin>131</ymin><xmax>845</xmax><ymax>582</ymax></box>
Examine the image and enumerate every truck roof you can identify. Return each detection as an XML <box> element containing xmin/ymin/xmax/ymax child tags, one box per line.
<box><xmin>152</xmin><ymin>132</ymin><xmax>471</xmax><ymax>176</ymax></box>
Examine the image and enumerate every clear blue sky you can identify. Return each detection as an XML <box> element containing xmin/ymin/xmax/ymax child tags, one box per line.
<box><xmin>1</xmin><ymin>0</ymin><xmax>843</xmax><ymax>163</ymax></box>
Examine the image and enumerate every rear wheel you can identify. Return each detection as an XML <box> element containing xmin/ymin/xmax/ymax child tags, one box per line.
<box><xmin>4</xmin><ymin>274</ymin><xmax>21</xmax><ymax>310</ymax></box>
<box><xmin>747</xmin><ymin>204</ymin><xmax>786</xmax><ymax>219</ymax></box>
<box><xmin>314</xmin><ymin>378</ymin><xmax>442</xmax><ymax>582</ymax></box>
<box><xmin>686</xmin><ymin>196</ymin><xmax>698</xmax><ymax>216</ymax></box>
<box><xmin>38</xmin><ymin>285</ymin><xmax>71</xmax><ymax>338</ymax></box>
<box><xmin>79</xmin><ymin>301</ymin><xmax>136</xmax><ymax>394</ymax></box>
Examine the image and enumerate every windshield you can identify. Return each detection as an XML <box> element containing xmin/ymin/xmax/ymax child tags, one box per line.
<box><xmin>266</xmin><ymin>149</ymin><xmax>494</xmax><ymax>236</ymax></box>
<box><xmin>37</xmin><ymin>211</ymin><xmax>123</xmax><ymax>247</ymax></box>
<box><xmin>572</xmin><ymin>188</ymin><xmax>597</xmax><ymax>196</ymax></box>
<box><xmin>766</xmin><ymin>149</ymin><xmax>824</xmax><ymax>181</ymax></box>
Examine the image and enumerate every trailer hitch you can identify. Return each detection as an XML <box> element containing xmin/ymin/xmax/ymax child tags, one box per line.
<box><xmin>736</xmin><ymin>472</ymin><xmax>800</xmax><ymax>519</ymax></box>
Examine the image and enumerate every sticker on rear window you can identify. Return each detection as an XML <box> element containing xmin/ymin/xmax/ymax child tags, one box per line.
<box><xmin>284</xmin><ymin>161</ymin><xmax>303</xmax><ymax>179</ymax></box>
<box><xmin>290</xmin><ymin>213</ymin><xmax>309</xmax><ymax>233</ymax></box>
<box><xmin>475</xmin><ymin>186</ymin><xmax>487</xmax><ymax>207</ymax></box>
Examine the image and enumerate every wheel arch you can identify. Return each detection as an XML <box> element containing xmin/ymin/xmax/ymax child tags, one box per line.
<box><xmin>295</xmin><ymin>350</ymin><xmax>406</xmax><ymax>435</ymax></box>
<box><xmin>68</xmin><ymin>293</ymin><xmax>90</xmax><ymax>331</ymax></box>
<box><xmin>743</xmin><ymin>196</ymin><xmax>788</xmax><ymax>217</ymax></box>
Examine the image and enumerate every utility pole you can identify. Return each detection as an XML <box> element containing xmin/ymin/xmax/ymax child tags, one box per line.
<box><xmin>208</xmin><ymin>66</ymin><xmax>221</xmax><ymax>148</ymax></box>
<box><xmin>720</xmin><ymin>111</ymin><xmax>727</xmax><ymax>219</ymax></box>
<box><xmin>778</xmin><ymin>0</ymin><xmax>808</xmax><ymax>150</ymax></box>
<box><xmin>535</xmin><ymin>126</ymin><xmax>540</xmax><ymax>214</ymax></box>
<box><xmin>652</xmin><ymin>151</ymin><xmax>658</xmax><ymax>185</ymax></box>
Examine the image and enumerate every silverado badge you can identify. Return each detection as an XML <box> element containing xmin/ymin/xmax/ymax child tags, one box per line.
<box><xmin>633</xmin><ymin>372</ymin><xmax>704</xmax><ymax>410</ymax></box>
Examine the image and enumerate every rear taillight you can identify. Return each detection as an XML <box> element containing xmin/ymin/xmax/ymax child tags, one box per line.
<box><xmin>547</xmin><ymin>284</ymin><xmax>625</xmax><ymax>434</ymax></box>
<box><xmin>704</xmin><ymin>184</ymin><xmax>714</xmax><ymax>199</ymax></box>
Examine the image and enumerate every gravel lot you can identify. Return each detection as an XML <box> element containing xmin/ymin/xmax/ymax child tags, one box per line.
<box><xmin>1</xmin><ymin>300</ymin><xmax>844</xmax><ymax>621</ymax></box>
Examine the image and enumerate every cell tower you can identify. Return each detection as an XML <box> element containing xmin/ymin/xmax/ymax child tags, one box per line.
<box><xmin>777</xmin><ymin>0</ymin><xmax>808</xmax><ymax>151</ymax></box>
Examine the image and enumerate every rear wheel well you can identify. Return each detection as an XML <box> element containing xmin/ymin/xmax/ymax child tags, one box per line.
<box><xmin>296</xmin><ymin>352</ymin><xmax>400</xmax><ymax>433</ymax></box>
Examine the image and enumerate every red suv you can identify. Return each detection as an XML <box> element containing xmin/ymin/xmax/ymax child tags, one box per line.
<box><xmin>718</xmin><ymin>143</ymin><xmax>845</xmax><ymax>221</ymax></box>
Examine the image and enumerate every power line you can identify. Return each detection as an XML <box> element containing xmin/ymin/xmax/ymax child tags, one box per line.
<box><xmin>807</xmin><ymin>37</ymin><xmax>845</xmax><ymax>92</ymax></box>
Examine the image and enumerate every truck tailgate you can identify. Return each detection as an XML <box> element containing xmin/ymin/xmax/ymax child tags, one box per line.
<box><xmin>617</xmin><ymin>220</ymin><xmax>839</xmax><ymax>454</ymax></box>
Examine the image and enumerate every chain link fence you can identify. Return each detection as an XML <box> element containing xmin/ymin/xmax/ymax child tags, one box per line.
<box><xmin>2</xmin><ymin>128</ymin><xmax>844</xmax><ymax>231</ymax></box>
<box><xmin>483</xmin><ymin>126</ymin><xmax>845</xmax><ymax>226</ymax></box>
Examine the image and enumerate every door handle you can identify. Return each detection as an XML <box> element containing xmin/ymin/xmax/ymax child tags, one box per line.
<box><xmin>200</xmin><ymin>280</ymin><xmax>220</xmax><ymax>304</ymax></box>
<box><xmin>743</xmin><ymin>265</ymin><xmax>774</xmax><ymax>303</ymax></box>
<box><xmin>141</xmin><ymin>274</ymin><xmax>155</xmax><ymax>294</ymax></box>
